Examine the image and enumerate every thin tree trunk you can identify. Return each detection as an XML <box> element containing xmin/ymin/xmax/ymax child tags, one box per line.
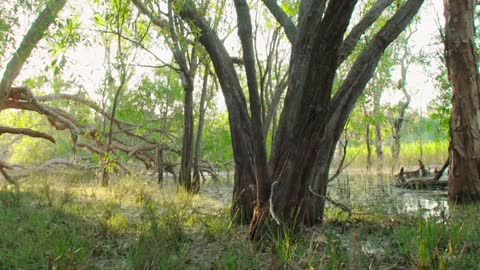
<box><xmin>234</xmin><ymin>0</ymin><xmax>271</xmax><ymax>222</ymax></box>
<box><xmin>373</xmin><ymin>83</ymin><xmax>384</xmax><ymax>176</ymax></box>
<box><xmin>366</xmin><ymin>122</ymin><xmax>372</xmax><ymax>171</ymax></box>
<box><xmin>102</xmin><ymin>19</ymin><xmax>128</xmax><ymax>187</ymax></box>
<box><xmin>444</xmin><ymin>0</ymin><xmax>480</xmax><ymax>203</ymax></box>
<box><xmin>192</xmin><ymin>67</ymin><xmax>210</xmax><ymax>193</ymax></box>
<box><xmin>177</xmin><ymin>4</ymin><xmax>257</xmax><ymax>223</ymax></box>
<box><xmin>391</xmin><ymin>35</ymin><xmax>412</xmax><ymax>174</ymax></box>
<box><xmin>179</xmin><ymin>74</ymin><xmax>194</xmax><ymax>191</ymax></box>
<box><xmin>156</xmin><ymin>144</ymin><xmax>164</xmax><ymax>184</ymax></box>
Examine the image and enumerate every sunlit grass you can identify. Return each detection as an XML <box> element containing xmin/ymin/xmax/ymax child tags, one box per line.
<box><xmin>1</xmin><ymin>170</ymin><xmax>480</xmax><ymax>269</ymax></box>
<box><xmin>344</xmin><ymin>140</ymin><xmax>449</xmax><ymax>170</ymax></box>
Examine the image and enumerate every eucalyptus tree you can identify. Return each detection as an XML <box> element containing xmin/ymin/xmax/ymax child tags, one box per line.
<box><xmin>444</xmin><ymin>0</ymin><xmax>480</xmax><ymax>203</ymax></box>
<box><xmin>134</xmin><ymin>0</ymin><xmax>424</xmax><ymax>235</ymax></box>
<box><xmin>96</xmin><ymin>0</ymin><xmax>136</xmax><ymax>186</ymax></box>
<box><xmin>388</xmin><ymin>24</ymin><xmax>426</xmax><ymax>172</ymax></box>
<box><xmin>131</xmin><ymin>0</ymin><xmax>230</xmax><ymax>192</ymax></box>
<box><xmin>364</xmin><ymin>57</ymin><xmax>393</xmax><ymax>175</ymax></box>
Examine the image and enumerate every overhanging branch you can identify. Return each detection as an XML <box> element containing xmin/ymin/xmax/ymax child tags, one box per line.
<box><xmin>0</xmin><ymin>126</ymin><xmax>55</xmax><ymax>143</ymax></box>
<box><xmin>0</xmin><ymin>0</ymin><xmax>66</xmax><ymax>107</ymax></box>
<box><xmin>338</xmin><ymin>0</ymin><xmax>395</xmax><ymax>66</ymax></box>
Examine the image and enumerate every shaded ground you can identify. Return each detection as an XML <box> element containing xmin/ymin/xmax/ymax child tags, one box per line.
<box><xmin>1</xmin><ymin>170</ymin><xmax>479</xmax><ymax>269</ymax></box>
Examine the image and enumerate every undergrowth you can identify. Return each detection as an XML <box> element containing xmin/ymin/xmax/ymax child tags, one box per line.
<box><xmin>0</xmin><ymin>171</ymin><xmax>479</xmax><ymax>269</ymax></box>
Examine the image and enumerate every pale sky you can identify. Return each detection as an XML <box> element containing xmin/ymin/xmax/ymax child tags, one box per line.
<box><xmin>6</xmin><ymin>0</ymin><xmax>445</xmax><ymax>112</ymax></box>
<box><xmin>382</xmin><ymin>0</ymin><xmax>445</xmax><ymax>112</ymax></box>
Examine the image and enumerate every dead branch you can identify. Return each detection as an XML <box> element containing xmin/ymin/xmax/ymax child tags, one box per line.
<box><xmin>433</xmin><ymin>157</ymin><xmax>449</xmax><ymax>181</ymax></box>
<box><xmin>0</xmin><ymin>160</ymin><xmax>14</xmax><ymax>170</ymax></box>
<box><xmin>0</xmin><ymin>160</ymin><xmax>16</xmax><ymax>184</ymax></box>
<box><xmin>110</xmin><ymin>140</ymin><xmax>154</xmax><ymax>169</ymax></box>
<box><xmin>37</xmin><ymin>94</ymin><xmax>136</xmax><ymax>127</ymax></box>
<box><xmin>0</xmin><ymin>167</ymin><xmax>16</xmax><ymax>185</ymax></box>
<box><xmin>77</xmin><ymin>142</ymin><xmax>106</xmax><ymax>155</ymax></box>
<box><xmin>309</xmin><ymin>185</ymin><xmax>352</xmax><ymax>218</ymax></box>
<box><xmin>0</xmin><ymin>126</ymin><xmax>55</xmax><ymax>143</ymax></box>
<box><xmin>395</xmin><ymin>160</ymin><xmax>431</xmax><ymax>183</ymax></box>
<box><xmin>396</xmin><ymin>178</ymin><xmax>448</xmax><ymax>190</ymax></box>
<box><xmin>328</xmin><ymin>135</ymin><xmax>352</xmax><ymax>182</ymax></box>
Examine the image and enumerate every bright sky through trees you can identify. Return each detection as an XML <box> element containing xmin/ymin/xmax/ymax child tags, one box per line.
<box><xmin>3</xmin><ymin>0</ymin><xmax>443</xmax><ymax>112</ymax></box>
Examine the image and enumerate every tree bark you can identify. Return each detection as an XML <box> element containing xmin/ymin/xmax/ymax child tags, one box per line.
<box><xmin>192</xmin><ymin>66</ymin><xmax>210</xmax><ymax>193</ymax></box>
<box><xmin>177</xmin><ymin>2</ymin><xmax>257</xmax><ymax>223</ymax></box>
<box><xmin>373</xmin><ymin>87</ymin><xmax>384</xmax><ymax>175</ymax></box>
<box><xmin>255</xmin><ymin>0</ymin><xmax>425</xmax><ymax>235</ymax></box>
<box><xmin>179</xmin><ymin>73</ymin><xmax>194</xmax><ymax>191</ymax></box>
<box><xmin>444</xmin><ymin>0</ymin><xmax>480</xmax><ymax>203</ymax></box>
<box><xmin>156</xmin><ymin>144</ymin><xmax>164</xmax><ymax>184</ymax></box>
<box><xmin>234</xmin><ymin>0</ymin><xmax>271</xmax><ymax>220</ymax></box>
<box><xmin>168</xmin><ymin>0</ymin><xmax>424</xmax><ymax>232</ymax></box>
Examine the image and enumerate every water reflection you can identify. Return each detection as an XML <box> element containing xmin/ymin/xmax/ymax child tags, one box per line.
<box><xmin>327</xmin><ymin>172</ymin><xmax>448</xmax><ymax>217</ymax></box>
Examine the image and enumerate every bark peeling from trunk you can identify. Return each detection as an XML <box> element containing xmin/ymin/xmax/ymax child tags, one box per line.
<box><xmin>444</xmin><ymin>0</ymin><xmax>480</xmax><ymax>203</ymax></box>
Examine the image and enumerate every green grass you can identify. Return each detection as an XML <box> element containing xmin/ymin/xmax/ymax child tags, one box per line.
<box><xmin>1</xmin><ymin>170</ymin><xmax>480</xmax><ymax>269</ymax></box>
<box><xmin>344</xmin><ymin>140</ymin><xmax>449</xmax><ymax>170</ymax></box>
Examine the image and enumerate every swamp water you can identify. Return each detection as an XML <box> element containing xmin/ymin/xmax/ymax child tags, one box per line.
<box><xmin>327</xmin><ymin>171</ymin><xmax>449</xmax><ymax>218</ymax></box>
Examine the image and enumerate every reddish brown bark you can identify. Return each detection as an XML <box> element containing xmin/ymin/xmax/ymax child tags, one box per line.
<box><xmin>444</xmin><ymin>0</ymin><xmax>480</xmax><ymax>203</ymax></box>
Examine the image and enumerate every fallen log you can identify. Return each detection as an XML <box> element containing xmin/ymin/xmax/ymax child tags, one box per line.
<box><xmin>395</xmin><ymin>177</ymin><xmax>448</xmax><ymax>190</ymax></box>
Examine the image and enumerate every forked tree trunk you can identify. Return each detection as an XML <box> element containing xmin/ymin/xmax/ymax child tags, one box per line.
<box><xmin>444</xmin><ymin>0</ymin><xmax>480</xmax><ymax>203</ymax></box>
<box><xmin>177</xmin><ymin>5</ymin><xmax>258</xmax><ymax>223</ymax></box>
<box><xmin>173</xmin><ymin>0</ymin><xmax>425</xmax><ymax>231</ymax></box>
<box><xmin>251</xmin><ymin>0</ymin><xmax>424</xmax><ymax>237</ymax></box>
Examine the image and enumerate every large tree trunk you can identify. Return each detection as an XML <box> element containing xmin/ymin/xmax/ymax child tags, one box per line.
<box><xmin>251</xmin><ymin>0</ymin><xmax>424</xmax><ymax>237</ymax></box>
<box><xmin>171</xmin><ymin>0</ymin><xmax>425</xmax><ymax>231</ymax></box>
<box><xmin>234</xmin><ymin>0</ymin><xmax>271</xmax><ymax>223</ymax></box>
<box><xmin>260</xmin><ymin>2</ymin><xmax>358</xmax><ymax>231</ymax></box>
<box><xmin>444</xmin><ymin>0</ymin><xmax>480</xmax><ymax>203</ymax></box>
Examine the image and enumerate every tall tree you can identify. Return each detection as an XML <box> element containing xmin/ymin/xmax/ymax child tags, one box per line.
<box><xmin>444</xmin><ymin>0</ymin><xmax>480</xmax><ymax>202</ymax></box>
<box><xmin>101</xmin><ymin>0</ymin><xmax>132</xmax><ymax>186</ymax></box>
<box><xmin>134</xmin><ymin>0</ymin><xmax>424</xmax><ymax>234</ymax></box>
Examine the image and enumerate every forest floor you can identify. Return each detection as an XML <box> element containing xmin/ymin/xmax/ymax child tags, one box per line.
<box><xmin>1</xmin><ymin>169</ymin><xmax>479</xmax><ymax>269</ymax></box>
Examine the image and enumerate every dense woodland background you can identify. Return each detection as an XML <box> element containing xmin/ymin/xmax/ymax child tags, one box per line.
<box><xmin>1</xmin><ymin>0</ymin><xmax>480</xmax><ymax>269</ymax></box>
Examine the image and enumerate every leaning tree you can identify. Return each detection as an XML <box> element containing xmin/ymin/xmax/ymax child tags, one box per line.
<box><xmin>0</xmin><ymin>0</ymin><xmax>184</xmax><ymax>184</ymax></box>
<box><xmin>169</xmin><ymin>0</ymin><xmax>422</xmax><ymax>231</ymax></box>
<box><xmin>444</xmin><ymin>0</ymin><xmax>480</xmax><ymax>203</ymax></box>
<box><xmin>136</xmin><ymin>0</ymin><xmax>424</xmax><ymax>237</ymax></box>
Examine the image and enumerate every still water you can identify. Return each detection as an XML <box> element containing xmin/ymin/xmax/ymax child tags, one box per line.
<box><xmin>327</xmin><ymin>172</ymin><xmax>448</xmax><ymax>217</ymax></box>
